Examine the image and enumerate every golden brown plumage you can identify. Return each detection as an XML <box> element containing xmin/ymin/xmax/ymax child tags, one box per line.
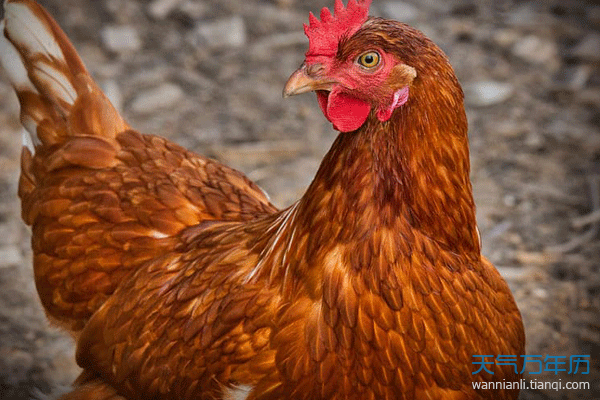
<box><xmin>2</xmin><ymin>0</ymin><xmax>274</xmax><ymax>332</ymax></box>
<box><xmin>1</xmin><ymin>0</ymin><xmax>525</xmax><ymax>399</ymax></box>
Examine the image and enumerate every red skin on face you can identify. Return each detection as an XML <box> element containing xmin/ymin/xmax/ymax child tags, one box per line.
<box><xmin>311</xmin><ymin>50</ymin><xmax>410</xmax><ymax>133</ymax></box>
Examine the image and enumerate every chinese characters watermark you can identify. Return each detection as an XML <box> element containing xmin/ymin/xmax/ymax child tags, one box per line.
<box><xmin>472</xmin><ymin>355</ymin><xmax>590</xmax><ymax>375</ymax></box>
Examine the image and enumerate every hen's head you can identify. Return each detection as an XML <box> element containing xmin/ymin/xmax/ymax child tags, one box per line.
<box><xmin>284</xmin><ymin>0</ymin><xmax>440</xmax><ymax>133</ymax></box>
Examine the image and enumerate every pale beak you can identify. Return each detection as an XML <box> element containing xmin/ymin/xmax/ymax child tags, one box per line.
<box><xmin>283</xmin><ymin>64</ymin><xmax>335</xmax><ymax>97</ymax></box>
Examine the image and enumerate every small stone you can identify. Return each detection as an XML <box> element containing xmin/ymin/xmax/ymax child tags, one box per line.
<box><xmin>512</xmin><ymin>35</ymin><xmax>559</xmax><ymax>70</ymax></box>
<box><xmin>130</xmin><ymin>83</ymin><xmax>184</xmax><ymax>114</ymax></box>
<box><xmin>494</xmin><ymin>120</ymin><xmax>527</xmax><ymax>138</ymax></box>
<box><xmin>496</xmin><ymin>266</ymin><xmax>529</xmax><ymax>281</ymax></box>
<box><xmin>161</xmin><ymin>29</ymin><xmax>183</xmax><ymax>50</ymax></box>
<box><xmin>447</xmin><ymin>19</ymin><xmax>476</xmax><ymax>42</ymax></box>
<box><xmin>193</xmin><ymin>127</ymin><xmax>221</xmax><ymax>143</ymax></box>
<box><xmin>506</xmin><ymin>4</ymin><xmax>539</xmax><ymax>27</ymax></box>
<box><xmin>0</xmin><ymin>222</ymin><xmax>19</xmax><ymax>245</ymax></box>
<box><xmin>492</xmin><ymin>28</ymin><xmax>520</xmax><ymax>49</ymax></box>
<box><xmin>195</xmin><ymin>16</ymin><xmax>247</xmax><ymax>49</ymax></box>
<box><xmin>451</xmin><ymin>2</ymin><xmax>478</xmax><ymax>16</ymax></box>
<box><xmin>588</xmin><ymin>6</ymin><xmax>600</xmax><ymax>29</ymax></box>
<box><xmin>578</xmin><ymin>89</ymin><xmax>600</xmax><ymax>108</ymax></box>
<box><xmin>3</xmin><ymin>349</ymin><xmax>35</xmax><ymax>383</ymax></box>
<box><xmin>503</xmin><ymin>194</ymin><xmax>517</xmax><ymax>207</ymax></box>
<box><xmin>485</xmin><ymin>220</ymin><xmax>513</xmax><ymax>240</ymax></box>
<box><xmin>554</xmin><ymin>65</ymin><xmax>592</xmax><ymax>92</ymax></box>
<box><xmin>525</xmin><ymin>131</ymin><xmax>544</xmax><ymax>150</ymax></box>
<box><xmin>178</xmin><ymin>0</ymin><xmax>209</xmax><ymax>20</ymax></box>
<box><xmin>465</xmin><ymin>81</ymin><xmax>514</xmax><ymax>107</ymax></box>
<box><xmin>148</xmin><ymin>0</ymin><xmax>184</xmax><ymax>20</ymax></box>
<box><xmin>276</xmin><ymin>0</ymin><xmax>293</xmax><ymax>8</ymax></box>
<box><xmin>101</xmin><ymin>25</ymin><xmax>142</xmax><ymax>53</ymax></box>
<box><xmin>569</xmin><ymin>65</ymin><xmax>592</xmax><ymax>90</ymax></box>
<box><xmin>572</xmin><ymin>33</ymin><xmax>600</xmax><ymax>63</ymax></box>
<box><xmin>0</xmin><ymin>245</ymin><xmax>22</xmax><ymax>268</ymax></box>
<box><xmin>516</xmin><ymin>251</ymin><xmax>555</xmax><ymax>266</ymax></box>
<box><xmin>381</xmin><ymin>2</ymin><xmax>420</xmax><ymax>22</ymax></box>
<box><xmin>105</xmin><ymin>0</ymin><xmax>141</xmax><ymax>22</ymax></box>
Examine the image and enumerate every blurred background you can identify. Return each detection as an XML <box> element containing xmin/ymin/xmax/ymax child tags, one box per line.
<box><xmin>0</xmin><ymin>0</ymin><xmax>598</xmax><ymax>399</ymax></box>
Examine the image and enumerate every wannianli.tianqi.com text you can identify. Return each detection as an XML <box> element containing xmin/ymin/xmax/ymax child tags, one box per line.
<box><xmin>472</xmin><ymin>379</ymin><xmax>591</xmax><ymax>391</ymax></box>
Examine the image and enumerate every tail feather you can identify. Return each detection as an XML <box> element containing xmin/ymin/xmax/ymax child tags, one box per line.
<box><xmin>0</xmin><ymin>20</ymin><xmax>41</xmax><ymax>149</ymax></box>
<box><xmin>0</xmin><ymin>0</ymin><xmax>128</xmax><ymax>149</ymax></box>
<box><xmin>4</xmin><ymin>0</ymin><xmax>81</xmax><ymax>106</ymax></box>
<box><xmin>0</xmin><ymin>19</ymin><xmax>37</xmax><ymax>94</ymax></box>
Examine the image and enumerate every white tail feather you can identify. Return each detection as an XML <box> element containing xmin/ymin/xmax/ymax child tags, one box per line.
<box><xmin>33</xmin><ymin>60</ymin><xmax>77</xmax><ymax>104</ymax></box>
<box><xmin>5</xmin><ymin>2</ymin><xmax>64</xmax><ymax>63</ymax></box>
<box><xmin>0</xmin><ymin>0</ymin><xmax>129</xmax><ymax>150</ymax></box>
<box><xmin>0</xmin><ymin>20</ymin><xmax>38</xmax><ymax>93</ymax></box>
<box><xmin>0</xmin><ymin>17</ymin><xmax>40</xmax><ymax>152</ymax></box>
<box><xmin>3</xmin><ymin>1</ymin><xmax>77</xmax><ymax>107</ymax></box>
<box><xmin>21</xmin><ymin>126</ymin><xmax>36</xmax><ymax>151</ymax></box>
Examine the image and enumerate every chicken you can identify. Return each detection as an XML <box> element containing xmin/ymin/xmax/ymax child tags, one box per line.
<box><xmin>0</xmin><ymin>0</ymin><xmax>525</xmax><ymax>399</ymax></box>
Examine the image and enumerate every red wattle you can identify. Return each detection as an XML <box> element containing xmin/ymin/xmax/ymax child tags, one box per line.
<box><xmin>316</xmin><ymin>88</ymin><xmax>371</xmax><ymax>133</ymax></box>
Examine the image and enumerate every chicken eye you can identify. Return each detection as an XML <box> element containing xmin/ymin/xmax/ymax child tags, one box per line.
<box><xmin>357</xmin><ymin>51</ymin><xmax>380</xmax><ymax>68</ymax></box>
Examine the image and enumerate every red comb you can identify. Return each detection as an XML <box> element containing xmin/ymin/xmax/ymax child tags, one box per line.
<box><xmin>303</xmin><ymin>0</ymin><xmax>372</xmax><ymax>58</ymax></box>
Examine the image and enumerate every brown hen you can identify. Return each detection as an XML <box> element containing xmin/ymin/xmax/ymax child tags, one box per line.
<box><xmin>0</xmin><ymin>0</ymin><xmax>525</xmax><ymax>399</ymax></box>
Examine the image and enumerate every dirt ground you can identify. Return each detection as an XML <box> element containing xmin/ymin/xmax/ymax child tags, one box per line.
<box><xmin>0</xmin><ymin>0</ymin><xmax>598</xmax><ymax>399</ymax></box>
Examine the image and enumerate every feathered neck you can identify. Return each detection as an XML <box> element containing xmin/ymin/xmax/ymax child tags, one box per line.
<box><xmin>295</xmin><ymin>68</ymin><xmax>480</xmax><ymax>260</ymax></box>
<box><xmin>250</xmin><ymin>48</ymin><xmax>480</xmax><ymax>293</ymax></box>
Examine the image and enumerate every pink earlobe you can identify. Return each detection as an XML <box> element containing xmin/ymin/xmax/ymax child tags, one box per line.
<box><xmin>321</xmin><ymin>88</ymin><xmax>371</xmax><ymax>133</ymax></box>
<box><xmin>376</xmin><ymin>86</ymin><xmax>410</xmax><ymax>122</ymax></box>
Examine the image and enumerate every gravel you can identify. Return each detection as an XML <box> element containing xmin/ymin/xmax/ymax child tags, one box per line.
<box><xmin>195</xmin><ymin>15</ymin><xmax>247</xmax><ymax>49</ymax></box>
<box><xmin>100</xmin><ymin>25</ymin><xmax>142</xmax><ymax>53</ymax></box>
<box><xmin>130</xmin><ymin>83</ymin><xmax>185</xmax><ymax>114</ymax></box>
<box><xmin>465</xmin><ymin>81</ymin><xmax>515</xmax><ymax>107</ymax></box>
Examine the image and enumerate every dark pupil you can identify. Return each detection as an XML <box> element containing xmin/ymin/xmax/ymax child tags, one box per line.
<box><xmin>364</xmin><ymin>54</ymin><xmax>374</xmax><ymax>64</ymax></box>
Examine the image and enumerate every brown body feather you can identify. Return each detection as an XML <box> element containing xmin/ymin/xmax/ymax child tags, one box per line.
<box><xmin>1</xmin><ymin>1</ymin><xmax>524</xmax><ymax>399</ymax></box>
<box><xmin>22</xmin><ymin>128</ymin><xmax>275</xmax><ymax>331</ymax></box>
